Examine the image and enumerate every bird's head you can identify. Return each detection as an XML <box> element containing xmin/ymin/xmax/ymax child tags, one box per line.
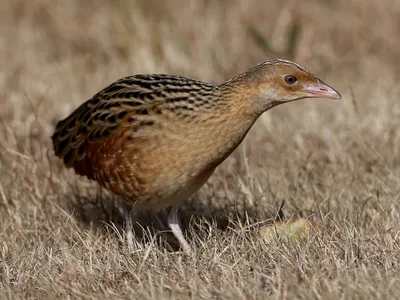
<box><xmin>234</xmin><ymin>59</ymin><xmax>341</xmax><ymax>112</ymax></box>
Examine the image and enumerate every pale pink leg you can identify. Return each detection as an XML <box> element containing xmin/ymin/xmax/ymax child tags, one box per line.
<box><xmin>167</xmin><ymin>207</ymin><xmax>191</xmax><ymax>254</ymax></box>
<box><xmin>123</xmin><ymin>205</ymin><xmax>134</xmax><ymax>249</ymax></box>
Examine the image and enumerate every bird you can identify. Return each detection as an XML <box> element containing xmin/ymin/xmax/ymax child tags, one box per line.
<box><xmin>51</xmin><ymin>59</ymin><xmax>341</xmax><ymax>254</ymax></box>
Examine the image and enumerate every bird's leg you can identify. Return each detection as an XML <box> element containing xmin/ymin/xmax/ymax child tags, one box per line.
<box><xmin>167</xmin><ymin>207</ymin><xmax>191</xmax><ymax>254</ymax></box>
<box><xmin>122</xmin><ymin>204</ymin><xmax>134</xmax><ymax>250</ymax></box>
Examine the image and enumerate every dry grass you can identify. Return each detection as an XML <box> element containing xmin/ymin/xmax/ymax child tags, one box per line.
<box><xmin>1</xmin><ymin>0</ymin><xmax>400</xmax><ymax>299</ymax></box>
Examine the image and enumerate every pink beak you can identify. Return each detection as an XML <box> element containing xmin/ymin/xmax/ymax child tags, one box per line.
<box><xmin>301</xmin><ymin>80</ymin><xmax>342</xmax><ymax>99</ymax></box>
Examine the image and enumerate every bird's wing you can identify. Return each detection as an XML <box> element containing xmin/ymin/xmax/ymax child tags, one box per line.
<box><xmin>51</xmin><ymin>76</ymin><xmax>162</xmax><ymax>172</ymax></box>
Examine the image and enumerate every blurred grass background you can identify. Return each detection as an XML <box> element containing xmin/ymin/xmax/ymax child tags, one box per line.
<box><xmin>1</xmin><ymin>0</ymin><xmax>400</xmax><ymax>299</ymax></box>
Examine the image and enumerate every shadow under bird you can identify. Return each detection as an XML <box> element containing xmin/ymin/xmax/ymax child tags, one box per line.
<box><xmin>51</xmin><ymin>59</ymin><xmax>341</xmax><ymax>254</ymax></box>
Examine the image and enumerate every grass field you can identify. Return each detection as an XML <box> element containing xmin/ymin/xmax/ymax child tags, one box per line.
<box><xmin>1</xmin><ymin>0</ymin><xmax>400</xmax><ymax>299</ymax></box>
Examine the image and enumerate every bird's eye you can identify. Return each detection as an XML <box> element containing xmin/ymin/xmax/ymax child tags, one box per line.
<box><xmin>284</xmin><ymin>75</ymin><xmax>297</xmax><ymax>84</ymax></box>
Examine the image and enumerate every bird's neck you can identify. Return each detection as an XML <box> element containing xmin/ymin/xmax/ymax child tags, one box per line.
<box><xmin>218</xmin><ymin>71</ymin><xmax>281</xmax><ymax>115</ymax></box>
<box><xmin>201</xmin><ymin>76</ymin><xmax>284</xmax><ymax>165</ymax></box>
<box><xmin>186</xmin><ymin>83</ymin><xmax>266</xmax><ymax>168</ymax></box>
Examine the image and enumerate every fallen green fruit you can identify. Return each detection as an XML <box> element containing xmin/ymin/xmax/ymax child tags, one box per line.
<box><xmin>259</xmin><ymin>216</ymin><xmax>319</xmax><ymax>245</ymax></box>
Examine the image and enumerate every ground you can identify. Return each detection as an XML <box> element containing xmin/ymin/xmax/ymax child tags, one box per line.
<box><xmin>1</xmin><ymin>0</ymin><xmax>400</xmax><ymax>299</ymax></box>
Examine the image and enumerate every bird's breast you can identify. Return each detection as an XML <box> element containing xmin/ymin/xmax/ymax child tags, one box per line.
<box><xmin>81</xmin><ymin>107</ymin><xmax>258</xmax><ymax>210</ymax></box>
